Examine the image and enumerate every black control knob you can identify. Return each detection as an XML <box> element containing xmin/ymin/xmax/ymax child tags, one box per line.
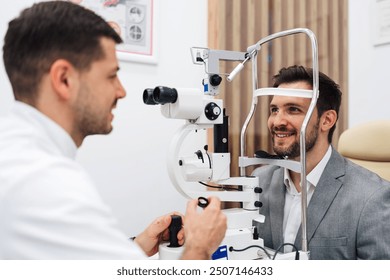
<box><xmin>254</xmin><ymin>187</ymin><xmax>263</xmax><ymax>193</ymax></box>
<box><xmin>254</xmin><ymin>201</ymin><xmax>263</xmax><ymax>208</ymax></box>
<box><xmin>209</xmin><ymin>74</ymin><xmax>222</xmax><ymax>86</ymax></box>
<box><xmin>205</xmin><ymin>102</ymin><xmax>221</xmax><ymax>120</ymax></box>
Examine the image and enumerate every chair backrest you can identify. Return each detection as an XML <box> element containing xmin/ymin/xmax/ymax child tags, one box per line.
<box><xmin>338</xmin><ymin>120</ymin><xmax>390</xmax><ymax>181</ymax></box>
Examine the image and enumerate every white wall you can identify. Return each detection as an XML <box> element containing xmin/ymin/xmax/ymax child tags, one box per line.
<box><xmin>348</xmin><ymin>0</ymin><xmax>390</xmax><ymax>127</ymax></box>
<box><xmin>0</xmin><ymin>2</ymin><xmax>27</xmax><ymax>115</ymax></box>
<box><xmin>0</xmin><ymin>0</ymin><xmax>207</xmax><ymax>236</ymax></box>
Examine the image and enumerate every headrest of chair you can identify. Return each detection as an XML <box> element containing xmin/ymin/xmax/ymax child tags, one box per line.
<box><xmin>338</xmin><ymin>120</ymin><xmax>390</xmax><ymax>161</ymax></box>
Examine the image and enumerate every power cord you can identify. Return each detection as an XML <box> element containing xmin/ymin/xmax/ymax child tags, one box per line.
<box><xmin>272</xmin><ymin>243</ymin><xmax>299</xmax><ymax>260</ymax></box>
<box><xmin>229</xmin><ymin>245</ymin><xmax>272</xmax><ymax>260</ymax></box>
<box><xmin>229</xmin><ymin>243</ymin><xmax>300</xmax><ymax>260</ymax></box>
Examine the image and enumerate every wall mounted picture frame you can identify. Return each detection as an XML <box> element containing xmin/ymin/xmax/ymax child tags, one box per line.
<box><xmin>74</xmin><ymin>0</ymin><xmax>157</xmax><ymax>64</ymax></box>
<box><xmin>373</xmin><ymin>0</ymin><xmax>390</xmax><ymax>46</ymax></box>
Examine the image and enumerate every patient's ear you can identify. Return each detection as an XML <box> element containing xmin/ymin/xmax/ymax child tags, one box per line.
<box><xmin>321</xmin><ymin>110</ymin><xmax>337</xmax><ymax>132</ymax></box>
<box><xmin>49</xmin><ymin>59</ymin><xmax>78</xmax><ymax>101</ymax></box>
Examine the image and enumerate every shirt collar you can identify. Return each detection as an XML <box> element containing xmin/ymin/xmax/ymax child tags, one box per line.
<box><xmin>13</xmin><ymin>101</ymin><xmax>77</xmax><ymax>159</ymax></box>
<box><xmin>284</xmin><ymin>145</ymin><xmax>332</xmax><ymax>192</ymax></box>
<box><xmin>307</xmin><ymin>145</ymin><xmax>332</xmax><ymax>186</ymax></box>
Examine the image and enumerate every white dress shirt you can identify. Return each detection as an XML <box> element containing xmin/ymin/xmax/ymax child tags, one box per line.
<box><xmin>282</xmin><ymin>146</ymin><xmax>332</xmax><ymax>252</ymax></box>
<box><xmin>0</xmin><ymin>101</ymin><xmax>146</xmax><ymax>259</ymax></box>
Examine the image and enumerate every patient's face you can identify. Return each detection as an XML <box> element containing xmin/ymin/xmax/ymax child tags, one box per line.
<box><xmin>267</xmin><ymin>81</ymin><xmax>319</xmax><ymax>159</ymax></box>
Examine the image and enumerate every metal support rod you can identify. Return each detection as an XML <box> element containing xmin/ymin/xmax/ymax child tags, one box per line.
<box><xmin>299</xmin><ymin>32</ymin><xmax>319</xmax><ymax>252</ymax></box>
<box><xmin>239</xmin><ymin>28</ymin><xmax>319</xmax><ymax>252</ymax></box>
<box><xmin>240</xmin><ymin>51</ymin><xmax>258</xmax><ymax>176</ymax></box>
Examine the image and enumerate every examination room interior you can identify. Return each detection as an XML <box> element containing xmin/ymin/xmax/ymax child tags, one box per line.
<box><xmin>0</xmin><ymin>0</ymin><xmax>388</xmax><ymax>238</ymax></box>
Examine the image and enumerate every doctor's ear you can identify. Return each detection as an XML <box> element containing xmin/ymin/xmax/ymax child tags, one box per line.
<box><xmin>49</xmin><ymin>59</ymin><xmax>78</xmax><ymax>100</ymax></box>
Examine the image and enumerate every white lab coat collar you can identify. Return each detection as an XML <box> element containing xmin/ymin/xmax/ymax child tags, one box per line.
<box><xmin>13</xmin><ymin>101</ymin><xmax>77</xmax><ymax>159</ymax></box>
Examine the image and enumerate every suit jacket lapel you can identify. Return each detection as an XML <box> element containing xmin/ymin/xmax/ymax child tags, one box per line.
<box><xmin>295</xmin><ymin>148</ymin><xmax>345</xmax><ymax>249</ymax></box>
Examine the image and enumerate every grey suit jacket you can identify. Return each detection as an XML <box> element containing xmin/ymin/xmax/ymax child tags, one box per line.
<box><xmin>252</xmin><ymin>148</ymin><xmax>390</xmax><ymax>259</ymax></box>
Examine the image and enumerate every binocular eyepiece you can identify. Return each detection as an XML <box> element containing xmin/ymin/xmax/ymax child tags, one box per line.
<box><xmin>143</xmin><ymin>86</ymin><xmax>178</xmax><ymax>105</ymax></box>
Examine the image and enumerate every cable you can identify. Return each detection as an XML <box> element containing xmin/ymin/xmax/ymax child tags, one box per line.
<box><xmin>203</xmin><ymin>145</ymin><xmax>212</xmax><ymax>168</ymax></box>
<box><xmin>198</xmin><ymin>181</ymin><xmax>240</xmax><ymax>191</ymax></box>
<box><xmin>229</xmin><ymin>245</ymin><xmax>272</xmax><ymax>260</ymax></box>
<box><xmin>198</xmin><ymin>181</ymin><xmax>220</xmax><ymax>189</ymax></box>
<box><xmin>272</xmin><ymin>243</ymin><xmax>300</xmax><ymax>260</ymax></box>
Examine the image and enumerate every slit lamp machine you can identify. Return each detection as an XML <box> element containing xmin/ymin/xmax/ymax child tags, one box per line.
<box><xmin>143</xmin><ymin>28</ymin><xmax>319</xmax><ymax>260</ymax></box>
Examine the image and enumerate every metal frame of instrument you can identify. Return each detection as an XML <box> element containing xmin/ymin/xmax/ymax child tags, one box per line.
<box><xmin>238</xmin><ymin>28</ymin><xmax>319</xmax><ymax>252</ymax></box>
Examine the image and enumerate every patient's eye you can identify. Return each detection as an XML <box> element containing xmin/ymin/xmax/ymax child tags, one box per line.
<box><xmin>270</xmin><ymin>107</ymin><xmax>279</xmax><ymax>114</ymax></box>
<box><xmin>288</xmin><ymin>106</ymin><xmax>302</xmax><ymax>114</ymax></box>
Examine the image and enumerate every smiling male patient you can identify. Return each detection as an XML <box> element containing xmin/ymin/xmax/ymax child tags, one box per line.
<box><xmin>253</xmin><ymin>65</ymin><xmax>390</xmax><ymax>259</ymax></box>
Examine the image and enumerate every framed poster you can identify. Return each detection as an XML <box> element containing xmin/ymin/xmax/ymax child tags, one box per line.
<box><xmin>373</xmin><ymin>0</ymin><xmax>390</xmax><ymax>46</ymax></box>
<box><xmin>72</xmin><ymin>0</ymin><xmax>156</xmax><ymax>63</ymax></box>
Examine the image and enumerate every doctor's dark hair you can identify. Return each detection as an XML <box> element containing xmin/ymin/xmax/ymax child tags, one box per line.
<box><xmin>272</xmin><ymin>65</ymin><xmax>342</xmax><ymax>143</ymax></box>
<box><xmin>3</xmin><ymin>1</ymin><xmax>122</xmax><ymax>104</ymax></box>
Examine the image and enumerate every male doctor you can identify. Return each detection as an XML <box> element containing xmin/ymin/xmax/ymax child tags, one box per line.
<box><xmin>0</xmin><ymin>1</ymin><xmax>226</xmax><ymax>259</ymax></box>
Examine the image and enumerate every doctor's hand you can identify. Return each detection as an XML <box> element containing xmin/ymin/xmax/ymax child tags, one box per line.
<box><xmin>181</xmin><ymin>196</ymin><xmax>227</xmax><ymax>260</ymax></box>
<box><xmin>134</xmin><ymin>212</ymin><xmax>184</xmax><ymax>257</ymax></box>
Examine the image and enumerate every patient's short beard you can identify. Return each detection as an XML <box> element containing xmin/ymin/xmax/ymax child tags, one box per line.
<box><xmin>273</xmin><ymin>121</ymin><xmax>319</xmax><ymax>159</ymax></box>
